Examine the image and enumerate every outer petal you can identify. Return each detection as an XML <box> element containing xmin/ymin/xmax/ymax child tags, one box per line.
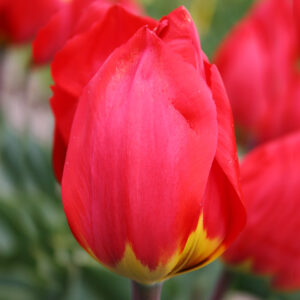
<box><xmin>52</xmin><ymin>126</ymin><xmax>67</xmax><ymax>183</ymax></box>
<box><xmin>75</xmin><ymin>0</ymin><xmax>144</xmax><ymax>34</ymax></box>
<box><xmin>224</xmin><ymin>131</ymin><xmax>300</xmax><ymax>290</ymax></box>
<box><xmin>204</xmin><ymin>65</ymin><xmax>246</xmax><ymax>246</ymax></box>
<box><xmin>33</xmin><ymin>0</ymin><xmax>143</xmax><ymax>64</ymax></box>
<box><xmin>50</xmin><ymin>85</ymin><xmax>77</xmax><ymax>181</ymax></box>
<box><xmin>51</xmin><ymin>5</ymin><xmax>156</xmax><ymax>97</ymax></box>
<box><xmin>151</xmin><ymin>6</ymin><xmax>246</xmax><ymax>274</ymax></box>
<box><xmin>174</xmin><ymin>64</ymin><xmax>246</xmax><ymax>275</ymax></box>
<box><xmin>62</xmin><ymin>27</ymin><xmax>218</xmax><ymax>283</ymax></box>
<box><xmin>33</xmin><ymin>0</ymin><xmax>108</xmax><ymax>64</ymax></box>
<box><xmin>50</xmin><ymin>5</ymin><xmax>157</xmax><ymax>181</ymax></box>
<box><xmin>155</xmin><ymin>6</ymin><xmax>205</xmax><ymax>76</ymax></box>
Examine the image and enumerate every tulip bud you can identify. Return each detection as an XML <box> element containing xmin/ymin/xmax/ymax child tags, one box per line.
<box><xmin>52</xmin><ymin>6</ymin><xmax>246</xmax><ymax>284</ymax></box>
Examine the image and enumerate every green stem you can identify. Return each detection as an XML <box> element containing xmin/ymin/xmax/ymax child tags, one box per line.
<box><xmin>131</xmin><ymin>281</ymin><xmax>162</xmax><ymax>300</ymax></box>
<box><xmin>0</xmin><ymin>46</ymin><xmax>5</xmax><ymax>106</ymax></box>
<box><xmin>210</xmin><ymin>269</ymin><xmax>232</xmax><ymax>300</ymax></box>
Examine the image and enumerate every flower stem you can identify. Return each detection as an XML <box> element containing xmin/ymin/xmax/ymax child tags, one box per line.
<box><xmin>131</xmin><ymin>281</ymin><xmax>162</xmax><ymax>300</ymax></box>
<box><xmin>210</xmin><ymin>269</ymin><xmax>232</xmax><ymax>300</ymax></box>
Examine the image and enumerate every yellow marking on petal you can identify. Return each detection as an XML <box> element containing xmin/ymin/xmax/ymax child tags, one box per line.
<box><xmin>82</xmin><ymin>244</ymin><xmax>179</xmax><ymax>284</ymax></box>
<box><xmin>82</xmin><ymin>214</ymin><xmax>226</xmax><ymax>284</ymax></box>
<box><xmin>114</xmin><ymin>244</ymin><xmax>180</xmax><ymax>284</ymax></box>
<box><xmin>166</xmin><ymin>214</ymin><xmax>224</xmax><ymax>277</ymax></box>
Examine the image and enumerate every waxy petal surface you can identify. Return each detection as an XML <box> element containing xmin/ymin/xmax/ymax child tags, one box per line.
<box><xmin>204</xmin><ymin>64</ymin><xmax>246</xmax><ymax>246</ymax></box>
<box><xmin>62</xmin><ymin>27</ymin><xmax>219</xmax><ymax>283</ymax></box>
<box><xmin>156</xmin><ymin>6</ymin><xmax>205</xmax><ymax>76</ymax></box>
<box><xmin>177</xmin><ymin>64</ymin><xmax>246</xmax><ymax>274</ymax></box>
<box><xmin>50</xmin><ymin>5</ymin><xmax>157</xmax><ymax>181</ymax></box>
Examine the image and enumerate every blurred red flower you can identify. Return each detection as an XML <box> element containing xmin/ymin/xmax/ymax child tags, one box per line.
<box><xmin>51</xmin><ymin>5</ymin><xmax>246</xmax><ymax>283</ymax></box>
<box><xmin>33</xmin><ymin>0</ymin><xmax>142</xmax><ymax>64</ymax></box>
<box><xmin>223</xmin><ymin>131</ymin><xmax>300</xmax><ymax>290</ymax></box>
<box><xmin>214</xmin><ymin>0</ymin><xmax>300</xmax><ymax>145</ymax></box>
<box><xmin>0</xmin><ymin>0</ymin><xmax>66</xmax><ymax>44</ymax></box>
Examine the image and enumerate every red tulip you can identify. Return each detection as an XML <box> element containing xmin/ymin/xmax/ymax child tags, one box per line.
<box><xmin>223</xmin><ymin>131</ymin><xmax>300</xmax><ymax>290</ymax></box>
<box><xmin>33</xmin><ymin>0</ymin><xmax>142</xmax><ymax>64</ymax></box>
<box><xmin>214</xmin><ymin>0</ymin><xmax>299</xmax><ymax>145</ymax></box>
<box><xmin>0</xmin><ymin>0</ymin><xmax>66</xmax><ymax>44</ymax></box>
<box><xmin>53</xmin><ymin>5</ymin><xmax>246</xmax><ymax>283</ymax></box>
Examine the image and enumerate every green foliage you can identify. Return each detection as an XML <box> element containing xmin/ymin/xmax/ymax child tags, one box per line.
<box><xmin>201</xmin><ymin>0</ymin><xmax>254</xmax><ymax>58</ymax></box>
<box><xmin>141</xmin><ymin>0</ymin><xmax>191</xmax><ymax>19</ymax></box>
<box><xmin>229</xmin><ymin>269</ymin><xmax>300</xmax><ymax>300</ymax></box>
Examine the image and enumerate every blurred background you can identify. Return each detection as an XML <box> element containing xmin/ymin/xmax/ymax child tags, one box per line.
<box><xmin>0</xmin><ymin>0</ymin><xmax>300</xmax><ymax>299</ymax></box>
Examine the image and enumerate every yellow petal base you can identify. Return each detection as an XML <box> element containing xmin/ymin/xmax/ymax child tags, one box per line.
<box><xmin>86</xmin><ymin>214</ymin><xmax>225</xmax><ymax>284</ymax></box>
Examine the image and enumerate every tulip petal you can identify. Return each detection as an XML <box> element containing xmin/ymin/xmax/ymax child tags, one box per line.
<box><xmin>33</xmin><ymin>2</ymin><xmax>79</xmax><ymax>65</ymax></box>
<box><xmin>52</xmin><ymin>5</ymin><xmax>157</xmax><ymax>97</ymax></box>
<box><xmin>50</xmin><ymin>5</ymin><xmax>157</xmax><ymax>181</ymax></box>
<box><xmin>156</xmin><ymin>6</ymin><xmax>205</xmax><ymax>76</ymax></box>
<box><xmin>62</xmin><ymin>27</ymin><xmax>218</xmax><ymax>283</ymax></box>
<box><xmin>50</xmin><ymin>85</ymin><xmax>77</xmax><ymax>181</ymax></box>
<box><xmin>152</xmin><ymin>9</ymin><xmax>245</xmax><ymax>260</ymax></box>
<box><xmin>33</xmin><ymin>0</ymin><xmax>143</xmax><ymax>64</ymax></box>
<box><xmin>52</xmin><ymin>126</ymin><xmax>67</xmax><ymax>183</ymax></box>
<box><xmin>173</xmin><ymin>64</ymin><xmax>246</xmax><ymax>274</ymax></box>
<box><xmin>204</xmin><ymin>65</ymin><xmax>246</xmax><ymax>245</ymax></box>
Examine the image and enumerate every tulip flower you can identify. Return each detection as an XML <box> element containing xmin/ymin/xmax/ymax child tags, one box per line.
<box><xmin>214</xmin><ymin>0</ymin><xmax>299</xmax><ymax>145</ymax></box>
<box><xmin>223</xmin><ymin>131</ymin><xmax>300</xmax><ymax>290</ymax></box>
<box><xmin>51</xmin><ymin>5</ymin><xmax>246</xmax><ymax>291</ymax></box>
<box><xmin>0</xmin><ymin>0</ymin><xmax>66</xmax><ymax>44</ymax></box>
<box><xmin>33</xmin><ymin>0</ymin><xmax>142</xmax><ymax>64</ymax></box>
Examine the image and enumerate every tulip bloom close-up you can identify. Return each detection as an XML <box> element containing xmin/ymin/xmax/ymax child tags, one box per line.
<box><xmin>223</xmin><ymin>131</ymin><xmax>300</xmax><ymax>290</ymax></box>
<box><xmin>0</xmin><ymin>0</ymin><xmax>66</xmax><ymax>44</ymax></box>
<box><xmin>214</xmin><ymin>0</ymin><xmax>299</xmax><ymax>145</ymax></box>
<box><xmin>33</xmin><ymin>0</ymin><xmax>142</xmax><ymax>64</ymax></box>
<box><xmin>6</xmin><ymin>0</ymin><xmax>300</xmax><ymax>298</ymax></box>
<box><xmin>52</xmin><ymin>5</ymin><xmax>246</xmax><ymax>284</ymax></box>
